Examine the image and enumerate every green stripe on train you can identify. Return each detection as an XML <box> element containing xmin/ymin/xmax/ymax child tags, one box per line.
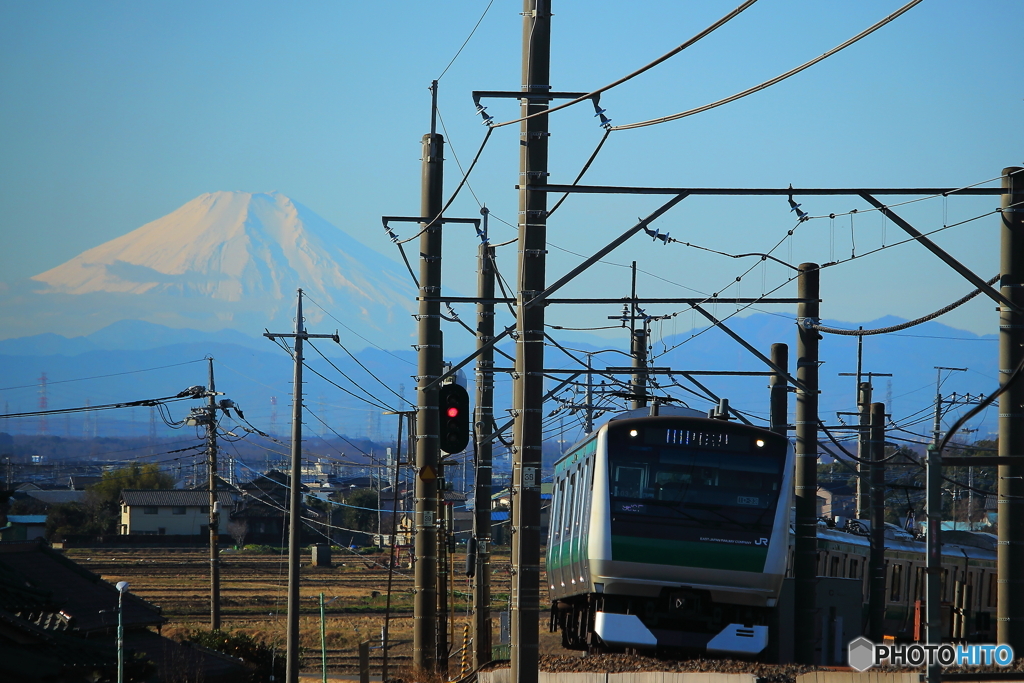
<box><xmin>611</xmin><ymin>535</ymin><xmax>768</xmax><ymax>572</ymax></box>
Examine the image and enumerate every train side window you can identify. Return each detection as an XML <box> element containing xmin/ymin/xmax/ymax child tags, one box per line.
<box><xmin>914</xmin><ymin>566</ymin><xmax>925</xmax><ymax>600</ymax></box>
<box><xmin>988</xmin><ymin>573</ymin><xmax>998</xmax><ymax>608</ymax></box>
<box><xmin>890</xmin><ymin>564</ymin><xmax>903</xmax><ymax>602</ymax></box>
<box><xmin>565</xmin><ymin>474</ymin><xmax>576</xmax><ymax>540</ymax></box>
<box><xmin>571</xmin><ymin>466</ymin><xmax>585</xmax><ymax>540</ymax></box>
<box><xmin>941</xmin><ymin>568</ymin><xmax>949</xmax><ymax>601</ymax></box>
<box><xmin>830</xmin><ymin>556</ymin><xmax>840</xmax><ymax>577</ymax></box>
<box><xmin>552</xmin><ymin>479</ymin><xmax>564</xmax><ymax>545</ymax></box>
<box><xmin>848</xmin><ymin>559</ymin><xmax>859</xmax><ymax>579</ymax></box>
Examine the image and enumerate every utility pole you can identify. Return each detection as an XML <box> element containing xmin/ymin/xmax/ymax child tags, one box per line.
<box><xmin>998</xmin><ymin>166</ymin><xmax>1024</xmax><ymax>652</ymax></box>
<box><xmin>925</xmin><ymin>367</ymin><xmax>962</xmax><ymax>683</ymax></box>
<box><xmin>414</xmin><ymin>82</ymin><xmax>444</xmax><ymax>674</ymax></box>
<box><xmin>207</xmin><ymin>358</ymin><xmax>221</xmax><ymax>630</ymax></box>
<box><xmin>839</xmin><ymin>336</ymin><xmax>892</xmax><ymax>519</ymax></box>
<box><xmin>932</xmin><ymin>367</ymin><xmax>967</xmax><ymax>447</ymax></box>
<box><xmin>857</xmin><ymin>381</ymin><xmax>872</xmax><ymax>520</ymax></box>
<box><xmin>794</xmin><ymin>262</ymin><xmax>819</xmax><ymax>665</ymax></box>
<box><xmin>629</xmin><ymin>262</ymin><xmax>647</xmax><ymax>410</ymax></box>
<box><xmin>473</xmin><ymin>207</ymin><xmax>495</xmax><ymax>668</ymax></box>
<box><xmin>584</xmin><ymin>354</ymin><xmax>594</xmax><ymax>434</ymax></box>
<box><xmin>630</xmin><ymin>327</ymin><xmax>648</xmax><ymax>410</ymax></box>
<box><xmin>512</xmin><ymin>2</ymin><xmax>550</xmax><ymax>681</ymax></box>
<box><xmin>264</xmin><ymin>290</ymin><xmax>339</xmax><ymax>683</ymax></box>
<box><xmin>868</xmin><ymin>402</ymin><xmax>886</xmax><ymax>641</ymax></box>
<box><xmin>926</xmin><ymin>438</ymin><xmax>941</xmax><ymax>683</ymax></box>
<box><xmin>769</xmin><ymin>343</ymin><xmax>788</xmax><ymax>436</ymax></box>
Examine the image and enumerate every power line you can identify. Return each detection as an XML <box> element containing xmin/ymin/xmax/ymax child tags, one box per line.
<box><xmin>306</xmin><ymin>339</ymin><xmax>399</xmax><ymax>411</ymax></box>
<box><xmin>487</xmin><ymin>0</ymin><xmax>760</xmax><ymax>129</ymax></box>
<box><xmin>611</xmin><ymin>0</ymin><xmax>924</xmax><ymax>131</ymax></box>
<box><xmin>302</xmin><ymin>294</ymin><xmax>415</xmax><ymax>367</ymax></box>
<box><xmin>436</xmin><ymin>0</ymin><xmax>495</xmax><ymax>81</ymax></box>
<box><xmin>0</xmin><ymin>359</ymin><xmax>207</xmax><ymax>392</ymax></box>
<box><xmin>0</xmin><ymin>393</ymin><xmax>197</xmax><ymax>419</ymax></box>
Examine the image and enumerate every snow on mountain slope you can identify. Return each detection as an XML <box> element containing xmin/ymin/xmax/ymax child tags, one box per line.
<box><xmin>27</xmin><ymin>191</ymin><xmax>416</xmax><ymax>342</ymax></box>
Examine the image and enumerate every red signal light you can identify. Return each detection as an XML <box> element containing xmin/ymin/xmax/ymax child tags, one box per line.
<box><xmin>447</xmin><ymin>407</ymin><xmax>459</xmax><ymax>418</ymax></box>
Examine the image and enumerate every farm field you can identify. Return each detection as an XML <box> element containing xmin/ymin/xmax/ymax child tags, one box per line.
<box><xmin>67</xmin><ymin>545</ymin><xmax>561</xmax><ymax>674</ymax></box>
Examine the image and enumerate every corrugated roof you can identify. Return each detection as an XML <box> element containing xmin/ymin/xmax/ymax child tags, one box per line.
<box><xmin>491</xmin><ymin>511</ymin><xmax>510</xmax><ymax>522</ymax></box>
<box><xmin>121</xmin><ymin>490</ymin><xmax>234</xmax><ymax>507</ymax></box>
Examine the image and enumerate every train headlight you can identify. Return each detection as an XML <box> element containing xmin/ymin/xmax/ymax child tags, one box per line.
<box><xmin>629</xmin><ymin>429</ymin><xmax>638</xmax><ymax>437</ymax></box>
<box><xmin>755</xmin><ymin>439</ymin><xmax>765</xmax><ymax>448</ymax></box>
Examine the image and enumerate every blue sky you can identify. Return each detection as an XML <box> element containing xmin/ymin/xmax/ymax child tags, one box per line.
<box><xmin>1</xmin><ymin>0</ymin><xmax>1021</xmax><ymax>339</ymax></box>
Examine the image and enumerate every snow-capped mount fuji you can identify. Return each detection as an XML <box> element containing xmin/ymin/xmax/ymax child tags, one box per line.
<box><xmin>23</xmin><ymin>191</ymin><xmax>417</xmax><ymax>345</ymax></box>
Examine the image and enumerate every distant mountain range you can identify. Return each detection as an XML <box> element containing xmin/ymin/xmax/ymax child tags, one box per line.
<box><xmin>0</xmin><ymin>192</ymin><xmax>1003</xmax><ymax>448</ymax></box>
<box><xmin>0</xmin><ymin>314</ymin><xmax>1000</xmax><ymax>446</ymax></box>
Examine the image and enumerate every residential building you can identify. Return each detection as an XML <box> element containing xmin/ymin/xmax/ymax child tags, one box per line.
<box><xmin>120</xmin><ymin>489</ymin><xmax>235</xmax><ymax>536</ymax></box>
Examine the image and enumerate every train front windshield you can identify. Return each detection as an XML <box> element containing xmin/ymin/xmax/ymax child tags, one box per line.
<box><xmin>608</xmin><ymin>421</ymin><xmax>787</xmax><ymax>547</ymax></box>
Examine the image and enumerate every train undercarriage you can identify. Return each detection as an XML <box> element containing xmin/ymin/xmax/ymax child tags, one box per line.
<box><xmin>550</xmin><ymin>589</ymin><xmax>774</xmax><ymax>656</ymax></box>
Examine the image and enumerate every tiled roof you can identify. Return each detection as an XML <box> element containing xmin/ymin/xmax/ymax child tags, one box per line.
<box><xmin>0</xmin><ymin>540</ymin><xmax>165</xmax><ymax>632</ymax></box>
<box><xmin>121</xmin><ymin>490</ymin><xmax>234</xmax><ymax>507</ymax></box>
<box><xmin>23</xmin><ymin>491</ymin><xmax>87</xmax><ymax>505</ymax></box>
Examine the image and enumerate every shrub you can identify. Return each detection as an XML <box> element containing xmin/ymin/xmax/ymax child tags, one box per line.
<box><xmin>180</xmin><ymin>628</ymin><xmax>286</xmax><ymax>683</ymax></box>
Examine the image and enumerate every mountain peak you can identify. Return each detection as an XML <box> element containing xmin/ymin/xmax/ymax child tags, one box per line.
<box><xmin>26</xmin><ymin>192</ymin><xmax>415</xmax><ymax>343</ymax></box>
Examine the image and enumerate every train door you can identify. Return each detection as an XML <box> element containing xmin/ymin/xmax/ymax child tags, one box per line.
<box><xmin>577</xmin><ymin>457</ymin><xmax>594</xmax><ymax>588</ymax></box>
<box><xmin>570</xmin><ymin>464</ymin><xmax>586</xmax><ymax>587</ymax></box>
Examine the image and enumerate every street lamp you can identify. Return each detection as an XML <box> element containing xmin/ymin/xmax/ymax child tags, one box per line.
<box><xmin>116</xmin><ymin>581</ymin><xmax>129</xmax><ymax>683</ymax></box>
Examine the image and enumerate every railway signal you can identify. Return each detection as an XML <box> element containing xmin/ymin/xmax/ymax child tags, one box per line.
<box><xmin>438</xmin><ymin>383</ymin><xmax>469</xmax><ymax>454</ymax></box>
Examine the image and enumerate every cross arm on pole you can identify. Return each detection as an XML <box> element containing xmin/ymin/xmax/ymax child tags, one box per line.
<box><xmin>264</xmin><ymin>332</ymin><xmax>341</xmax><ymax>341</ymax></box>
<box><xmin>691</xmin><ymin>305</ymin><xmax>809</xmax><ymax>393</ymax></box>
<box><xmin>859</xmin><ymin>193</ymin><xmax>1022</xmax><ymax>314</ymax></box>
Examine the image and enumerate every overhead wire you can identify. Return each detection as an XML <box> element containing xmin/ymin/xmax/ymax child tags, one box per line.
<box><xmin>305</xmin><ymin>340</ymin><xmax>392</xmax><ymax>410</ymax></box>
<box><xmin>487</xmin><ymin>0</ymin><xmax>760</xmax><ymax>129</ymax></box>
<box><xmin>435</xmin><ymin>0</ymin><xmax>495</xmax><ymax>81</ymax></box>
<box><xmin>812</xmin><ymin>275</ymin><xmax>1000</xmax><ymax>336</ymax></box>
<box><xmin>611</xmin><ymin>0</ymin><xmax>925</xmax><ymax>130</ymax></box>
<box><xmin>302</xmin><ymin>294</ymin><xmax>415</xmax><ymax>367</ymax></box>
<box><xmin>395</xmin><ymin>125</ymin><xmax>493</xmax><ymax>245</ymax></box>
<box><xmin>300</xmin><ymin>359</ymin><xmax>392</xmax><ymax>413</ymax></box>
<box><xmin>0</xmin><ymin>359</ymin><xmax>207</xmax><ymax>392</ymax></box>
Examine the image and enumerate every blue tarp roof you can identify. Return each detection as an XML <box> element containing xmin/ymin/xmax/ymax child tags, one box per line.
<box><xmin>8</xmin><ymin>516</ymin><xmax>47</xmax><ymax>524</ymax></box>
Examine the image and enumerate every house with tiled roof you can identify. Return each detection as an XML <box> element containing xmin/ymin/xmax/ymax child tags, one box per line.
<box><xmin>0</xmin><ymin>539</ymin><xmax>247</xmax><ymax>682</ymax></box>
<box><xmin>119</xmin><ymin>489</ymin><xmax>235</xmax><ymax>536</ymax></box>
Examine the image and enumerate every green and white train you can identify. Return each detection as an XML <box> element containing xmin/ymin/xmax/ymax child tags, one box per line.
<box><xmin>547</xmin><ymin>407</ymin><xmax>793</xmax><ymax>656</ymax></box>
<box><xmin>546</xmin><ymin>407</ymin><xmax>998</xmax><ymax>656</ymax></box>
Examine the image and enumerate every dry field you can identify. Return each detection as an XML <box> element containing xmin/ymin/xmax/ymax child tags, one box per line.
<box><xmin>67</xmin><ymin>545</ymin><xmax>562</xmax><ymax>674</ymax></box>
